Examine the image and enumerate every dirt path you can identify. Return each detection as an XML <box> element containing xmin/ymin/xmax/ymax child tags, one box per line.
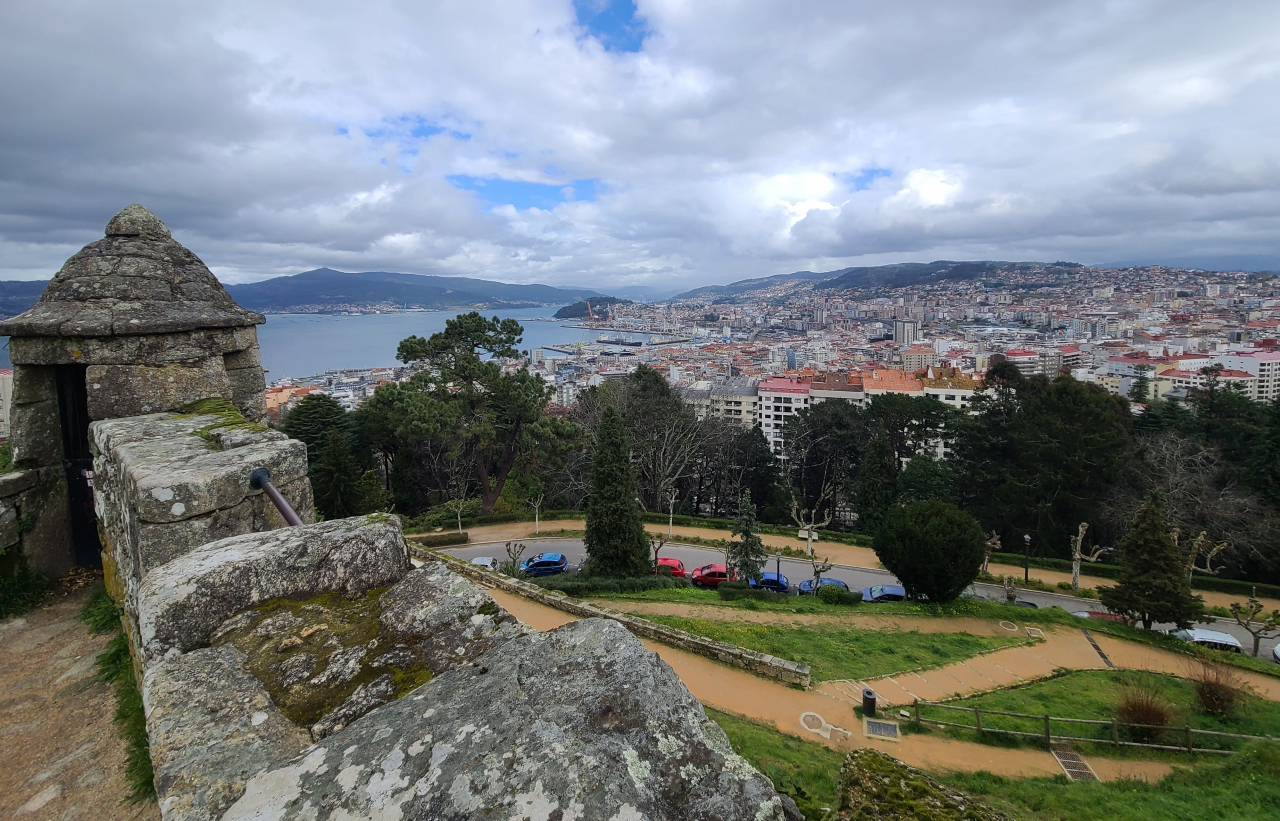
<box><xmin>0</xmin><ymin>591</ymin><xmax>159</xmax><ymax>821</ymax></box>
<box><xmin>486</xmin><ymin>588</ymin><xmax>1171</xmax><ymax>782</ymax></box>
<box><xmin>451</xmin><ymin>521</ymin><xmax>1280</xmax><ymax>612</ymax></box>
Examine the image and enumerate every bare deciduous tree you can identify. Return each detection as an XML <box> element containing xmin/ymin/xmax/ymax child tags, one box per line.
<box><xmin>1229</xmin><ymin>598</ymin><xmax>1280</xmax><ymax>657</ymax></box>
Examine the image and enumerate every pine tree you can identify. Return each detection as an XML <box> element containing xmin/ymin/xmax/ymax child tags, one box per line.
<box><xmin>1099</xmin><ymin>494</ymin><xmax>1205</xmax><ymax>630</ymax></box>
<box><xmin>1128</xmin><ymin>364</ymin><xmax>1153</xmax><ymax>403</ymax></box>
<box><xmin>311</xmin><ymin>429</ymin><xmax>362</xmax><ymax>519</ymax></box>
<box><xmin>854</xmin><ymin>431</ymin><xmax>898</xmax><ymax>535</ymax></box>
<box><xmin>282</xmin><ymin>393</ymin><xmax>351</xmax><ymax>467</ymax></box>
<box><xmin>727</xmin><ymin>490</ymin><xmax>767</xmax><ymax>582</ymax></box>
<box><xmin>583</xmin><ymin>405</ymin><xmax>650</xmax><ymax>577</ymax></box>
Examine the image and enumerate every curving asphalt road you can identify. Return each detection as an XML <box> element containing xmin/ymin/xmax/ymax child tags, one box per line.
<box><xmin>441</xmin><ymin>536</ymin><xmax>1280</xmax><ymax>662</ymax></box>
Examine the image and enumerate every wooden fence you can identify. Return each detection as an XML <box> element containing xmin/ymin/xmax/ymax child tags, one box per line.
<box><xmin>911</xmin><ymin>699</ymin><xmax>1275</xmax><ymax>755</ymax></box>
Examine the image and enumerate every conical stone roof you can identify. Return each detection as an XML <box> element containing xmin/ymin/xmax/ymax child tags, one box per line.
<box><xmin>0</xmin><ymin>205</ymin><xmax>264</xmax><ymax>338</ymax></box>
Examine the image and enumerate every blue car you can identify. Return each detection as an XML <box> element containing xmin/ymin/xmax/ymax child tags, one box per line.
<box><xmin>797</xmin><ymin>577</ymin><xmax>850</xmax><ymax>596</ymax></box>
<box><xmin>519</xmin><ymin>552</ymin><xmax>568</xmax><ymax>577</ymax></box>
<box><xmin>749</xmin><ymin>572</ymin><xmax>790</xmax><ymax>594</ymax></box>
<box><xmin>860</xmin><ymin>584</ymin><xmax>906</xmax><ymax>603</ymax></box>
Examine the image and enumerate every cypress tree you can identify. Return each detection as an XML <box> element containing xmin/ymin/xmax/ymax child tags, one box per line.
<box><xmin>1099</xmin><ymin>494</ymin><xmax>1205</xmax><ymax>630</ymax></box>
<box><xmin>854</xmin><ymin>431</ymin><xmax>898</xmax><ymax>535</ymax></box>
<box><xmin>311</xmin><ymin>429</ymin><xmax>362</xmax><ymax>519</ymax></box>
<box><xmin>584</xmin><ymin>405</ymin><xmax>650</xmax><ymax>577</ymax></box>
<box><xmin>727</xmin><ymin>490</ymin><xmax>767</xmax><ymax>583</ymax></box>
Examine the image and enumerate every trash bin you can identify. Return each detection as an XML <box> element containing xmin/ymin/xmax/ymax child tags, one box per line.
<box><xmin>862</xmin><ymin>689</ymin><xmax>877</xmax><ymax>718</ymax></box>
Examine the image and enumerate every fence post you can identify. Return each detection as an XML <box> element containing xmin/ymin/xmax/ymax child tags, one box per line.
<box><xmin>974</xmin><ymin>707</ymin><xmax>982</xmax><ymax>734</ymax></box>
<box><xmin>1044</xmin><ymin>714</ymin><xmax>1051</xmax><ymax>746</ymax></box>
<box><xmin>1111</xmin><ymin>719</ymin><xmax>1118</xmax><ymax>746</ymax></box>
<box><xmin>1186</xmin><ymin>725</ymin><xmax>1193</xmax><ymax>754</ymax></box>
<box><xmin>913</xmin><ymin>699</ymin><xmax>920</xmax><ymax>723</ymax></box>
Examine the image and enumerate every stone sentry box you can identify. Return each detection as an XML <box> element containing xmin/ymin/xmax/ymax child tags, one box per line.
<box><xmin>0</xmin><ymin>205</ymin><xmax>268</xmax><ymax>577</ymax></box>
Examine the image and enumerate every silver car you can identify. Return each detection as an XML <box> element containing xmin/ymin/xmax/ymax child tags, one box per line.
<box><xmin>470</xmin><ymin>557</ymin><xmax>497</xmax><ymax>571</ymax></box>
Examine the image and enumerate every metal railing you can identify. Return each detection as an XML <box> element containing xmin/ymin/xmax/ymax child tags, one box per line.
<box><xmin>249</xmin><ymin>468</ymin><xmax>302</xmax><ymax>526</ymax></box>
<box><xmin>911</xmin><ymin>699</ymin><xmax>1275</xmax><ymax>755</ymax></box>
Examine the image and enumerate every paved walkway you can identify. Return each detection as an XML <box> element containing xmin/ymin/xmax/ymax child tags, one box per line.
<box><xmin>485</xmin><ymin>587</ymin><xmax>1173</xmax><ymax>783</ymax></box>
<box><xmin>0</xmin><ymin>591</ymin><xmax>158</xmax><ymax>821</ymax></box>
<box><xmin>447</xmin><ymin>520</ymin><xmax>1280</xmax><ymax>612</ymax></box>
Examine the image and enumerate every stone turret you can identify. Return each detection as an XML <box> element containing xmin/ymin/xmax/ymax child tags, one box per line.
<box><xmin>0</xmin><ymin>205</ymin><xmax>269</xmax><ymax>576</ymax></box>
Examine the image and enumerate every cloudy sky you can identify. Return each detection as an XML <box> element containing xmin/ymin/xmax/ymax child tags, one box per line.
<box><xmin>3</xmin><ymin>1</ymin><xmax>1279</xmax><ymax>291</ymax></box>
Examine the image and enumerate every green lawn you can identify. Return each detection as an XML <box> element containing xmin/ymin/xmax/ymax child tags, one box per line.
<box><xmin>947</xmin><ymin>743</ymin><xmax>1280</xmax><ymax>821</ymax></box>
<box><xmin>708</xmin><ymin>709</ymin><xmax>845</xmax><ymax>820</ymax></box>
<box><xmin>639</xmin><ymin>614</ymin><xmax>1026</xmax><ymax>682</ymax></box>
<box><xmin>920</xmin><ymin>670</ymin><xmax>1280</xmax><ymax>754</ymax></box>
<box><xmin>710</xmin><ymin>704</ymin><xmax>1280</xmax><ymax>821</ymax></box>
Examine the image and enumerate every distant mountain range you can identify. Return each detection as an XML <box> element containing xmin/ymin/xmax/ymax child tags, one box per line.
<box><xmin>225</xmin><ymin>269</ymin><xmax>603</xmax><ymax>312</ymax></box>
<box><xmin>673</xmin><ymin>260</ymin><xmax>1091</xmax><ymax>302</ymax></box>
<box><xmin>0</xmin><ymin>269</ymin><xmax>606</xmax><ymax>317</ymax></box>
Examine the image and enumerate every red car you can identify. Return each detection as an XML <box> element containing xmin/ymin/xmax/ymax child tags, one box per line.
<box><xmin>691</xmin><ymin>563</ymin><xmax>733</xmax><ymax>588</ymax></box>
<box><xmin>651</xmin><ymin>557</ymin><xmax>686</xmax><ymax>578</ymax></box>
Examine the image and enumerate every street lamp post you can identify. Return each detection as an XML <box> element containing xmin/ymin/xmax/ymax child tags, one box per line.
<box><xmin>1023</xmin><ymin>533</ymin><xmax>1031</xmax><ymax>583</ymax></box>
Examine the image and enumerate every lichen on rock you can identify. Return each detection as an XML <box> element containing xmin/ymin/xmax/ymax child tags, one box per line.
<box><xmin>829</xmin><ymin>748</ymin><xmax>1007</xmax><ymax>821</ymax></box>
<box><xmin>209</xmin><ymin>562</ymin><xmax>527</xmax><ymax>741</ymax></box>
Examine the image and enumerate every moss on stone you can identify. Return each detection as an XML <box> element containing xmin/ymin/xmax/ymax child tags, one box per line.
<box><xmin>831</xmin><ymin>748</ymin><xmax>1006</xmax><ymax>821</ymax></box>
<box><xmin>212</xmin><ymin>587</ymin><xmax>436</xmax><ymax>729</ymax></box>
<box><xmin>175</xmin><ymin>397</ymin><xmax>267</xmax><ymax>448</ymax></box>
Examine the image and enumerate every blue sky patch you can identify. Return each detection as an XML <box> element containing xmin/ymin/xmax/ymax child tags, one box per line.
<box><xmin>839</xmin><ymin>167</ymin><xmax>893</xmax><ymax>191</ymax></box>
<box><xmin>448</xmin><ymin>175</ymin><xmax>599</xmax><ymax>210</ymax></box>
<box><xmin>574</xmin><ymin>0</ymin><xmax>647</xmax><ymax>52</ymax></box>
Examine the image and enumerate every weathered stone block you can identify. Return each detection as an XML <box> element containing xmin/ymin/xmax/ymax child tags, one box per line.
<box><xmin>86</xmin><ymin>359</ymin><xmax>233</xmax><ymax>419</ymax></box>
<box><xmin>144</xmin><ymin>646</ymin><xmax>310</xmax><ymax>821</ymax></box>
<box><xmin>0</xmin><ymin>468</ymin><xmax>39</xmax><ymax>497</ymax></box>
<box><xmin>222</xmin><ymin>346</ymin><xmax>260</xmax><ymax>370</ymax></box>
<box><xmin>9</xmin><ymin>328</ymin><xmax>259</xmax><ymax>366</ymax></box>
<box><xmin>10</xmin><ymin>400</ymin><xmax>62</xmax><ymax>465</ymax></box>
<box><xmin>10</xmin><ymin>365</ymin><xmax>55</xmax><ymax>403</ymax></box>
<box><xmin>134</xmin><ymin>516</ymin><xmax>410</xmax><ymax>666</ymax></box>
<box><xmin>226</xmin><ymin>366</ymin><xmax>266</xmax><ymax>420</ymax></box>
<box><xmin>215</xmin><ymin>618</ymin><xmax>801</xmax><ymax>821</ymax></box>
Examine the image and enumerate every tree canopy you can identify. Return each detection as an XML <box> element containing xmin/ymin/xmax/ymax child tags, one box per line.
<box><xmin>873</xmin><ymin>501</ymin><xmax>985</xmax><ymax>603</ymax></box>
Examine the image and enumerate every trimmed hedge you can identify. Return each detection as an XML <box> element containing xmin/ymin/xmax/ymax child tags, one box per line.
<box><xmin>412</xmin><ymin>531</ymin><xmax>470</xmax><ymax>548</ymax></box>
<box><xmin>716</xmin><ymin>581</ymin><xmax>785</xmax><ymax>602</ymax></box>
<box><xmin>640</xmin><ymin>512</ymin><xmax>871</xmax><ymax>547</ymax></box>
<box><xmin>817</xmin><ymin>584</ymin><xmax>864</xmax><ymax>606</ymax></box>
<box><xmin>989</xmin><ymin>552</ymin><xmax>1280</xmax><ymax>599</ymax></box>
<box><xmin>532</xmin><ymin>575</ymin><xmax>691</xmax><ymax>597</ymax></box>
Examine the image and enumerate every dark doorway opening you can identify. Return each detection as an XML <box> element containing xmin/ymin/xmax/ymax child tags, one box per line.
<box><xmin>54</xmin><ymin>364</ymin><xmax>102</xmax><ymax>569</ymax></box>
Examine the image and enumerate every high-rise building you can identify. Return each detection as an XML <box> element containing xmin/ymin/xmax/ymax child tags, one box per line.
<box><xmin>893</xmin><ymin>319</ymin><xmax>920</xmax><ymax>345</ymax></box>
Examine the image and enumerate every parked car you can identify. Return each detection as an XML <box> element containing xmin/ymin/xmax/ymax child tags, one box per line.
<box><xmin>519</xmin><ymin>552</ymin><xmax>568</xmax><ymax>577</ymax></box>
<box><xmin>1070</xmin><ymin>610</ymin><xmax>1125</xmax><ymax>622</ymax></box>
<box><xmin>469</xmin><ymin>556</ymin><xmax>497</xmax><ymax>571</ymax></box>
<box><xmin>749</xmin><ymin>572</ymin><xmax>790</xmax><ymax>594</ymax></box>
<box><xmin>797</xmin><ymin>577</ymin><xmax>849</xmax><ymax>596</ymax></box>
<box><xmin>691</xmin><ymin>563</ymin><xmax>732</xmax><ymax>588</ymax></box>
<box><xmin>1012</xmin><ymin>600</ymin><xmax>1039</xmax><ymax>609</ymax></box>
<box><xmin>1272</xmin><ymin>644</ymin><xmax>1280</xmax><ymax>664</ymax></box>
<box><xmin>651</xmin><ymin>557</ymin><xmax>686</xmax><ymax>578</ymax></box>
<box><xmin>1172</xmin><ymin>628</ymin><xmax>1243</xmax><ymax>654</ymax></box>
<box><xmin>860</xmin><ymin>584</ymin><xmax>906</xmax><ymax>603</ymax></box>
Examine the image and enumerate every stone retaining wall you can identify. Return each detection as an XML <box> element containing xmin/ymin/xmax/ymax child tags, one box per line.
<box><xmin>422</xmin><ymin>547</ymin><xmax>813</xmax><ymax>689</ymax></box>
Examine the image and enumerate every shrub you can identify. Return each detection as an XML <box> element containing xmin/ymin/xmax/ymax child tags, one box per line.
<box><xmin>534</xmin><ymin>575</ymin><xmax>690</xmax><ymax>596</ymax></box>
<box><xmin>818</xmin><ymin>584</ymin><xmax>864</xmax><ymax>606</ymax></box>
<box><xmin>412</xmin><ymin>531</ymin><xmax>469</xmax><ymax>548</ymax></box>
<box><xmin>1114</xmin><ymin>677</ymin><xmax>1172</xmax><ymax>742</ymax></box>
<box><xmin>1189</xmin><ymin>660</ymin><xmax>1247</xmax><ymax>718</ymax></box>
<box><xmin>873</xmin><ymin>502</ymin><xmax>985</xmax><ymax>603</ymax></box>
<box><xmin>717</xmin><ymin>583</ymin><xmax>782</xmax><ymax>603</ymax></box>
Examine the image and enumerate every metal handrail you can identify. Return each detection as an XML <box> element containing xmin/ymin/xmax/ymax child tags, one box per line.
<box><xmin>249</xmin><ymin>468</ymin><xmax>302</xmax><ymax>526</ymax></box>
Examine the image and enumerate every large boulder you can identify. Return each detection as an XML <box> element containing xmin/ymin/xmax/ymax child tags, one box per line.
<box><xmin>134</xmin><ymin>515</ymin><xmax>410</xmax><ymax>667</ymax></box>
<box><xmin>219</xmin><ymin>618</ymin><xmax>802</xmax><ymax>821</ymax></box>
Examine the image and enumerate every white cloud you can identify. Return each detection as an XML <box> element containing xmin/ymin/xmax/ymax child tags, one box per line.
<box><xmin>3</xmin><ymin>0</ymin><xmax>1280</xmax><ymax>287</ymax></box>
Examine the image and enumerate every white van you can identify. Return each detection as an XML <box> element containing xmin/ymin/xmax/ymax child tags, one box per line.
<box><xmin>1172</xmin><ymin>628</ymin><xmax>1243</xmax><ymax>654</ymax></box>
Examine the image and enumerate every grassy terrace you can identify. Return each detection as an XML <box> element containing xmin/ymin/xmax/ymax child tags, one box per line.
<box><xmin>587</xmin><ymin>586</ymin><xmax>1280</xmax><ymax>680</ymax></box>
<box><xmin>712</xmin><ymin>707</ymin><xmax>1280</xmax><ymax>821</ymax></box>
<box><xmin>641</xmin><ymin>613</ymin><xmax>1025</xmax><ymax>682</ymax></box>
<box><xmin>917</xmin><ymin>669</ymin><xmax>1280</xmax><ymax>755</ymax></box>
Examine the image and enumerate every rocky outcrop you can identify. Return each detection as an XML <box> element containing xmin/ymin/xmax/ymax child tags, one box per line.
<box><xmin>134</xmin><ymin>516</ymin><xmax>410</xmax><ymax>667</ymax></box>
<box><xmin>217</xmin><ymin>618</ymin><xmax>801</xmax><ymax>821</ymax></box>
